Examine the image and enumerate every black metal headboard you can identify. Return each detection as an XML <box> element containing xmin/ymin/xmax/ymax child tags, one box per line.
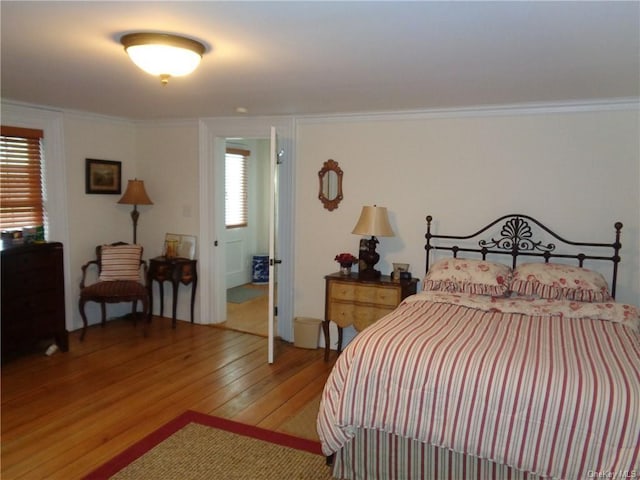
<box><xmin>425</xmin><ymin>214</ymin><xmax>623</xmax><ymax>298</ymax></box>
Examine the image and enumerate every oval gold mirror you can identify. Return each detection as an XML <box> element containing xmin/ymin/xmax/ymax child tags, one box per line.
<box><xmin>318</xmin><ymin>159</ymin><xmax>343</xmax><ymax>211</ymax></box>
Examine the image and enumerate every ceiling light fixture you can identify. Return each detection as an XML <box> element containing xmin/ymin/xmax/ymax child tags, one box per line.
<box><xmin>120</xmin><ymin>32</ymin><xmax>205</xmax><ymax>85</ymax></box>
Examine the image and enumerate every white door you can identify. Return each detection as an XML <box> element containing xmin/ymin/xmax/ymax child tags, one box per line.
<box><xmin>199</xmin><ymin>117</ymin><xmax>294</xmax><ymax>345</ymax></box>
<box><xmin>268</xmin><ymin>127</ymin><xmax>279</xmax><ymax>363</ymax></box>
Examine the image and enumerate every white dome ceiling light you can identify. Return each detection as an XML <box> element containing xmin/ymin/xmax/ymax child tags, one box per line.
<box><xmin>121</xmin><ymin>32</ymin><xmax>206</xmax><ymax>85</ymax></box>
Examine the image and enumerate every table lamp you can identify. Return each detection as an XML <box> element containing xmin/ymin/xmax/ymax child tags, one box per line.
<box><xmin>352</xmin><ymin>205</ymin><xmax>395</xmax><ymax>280</ymax></box>
<box><xmin>117</xmin><ymin>179</ymin><xmax>153</xmax><ymax>244</ymax></box>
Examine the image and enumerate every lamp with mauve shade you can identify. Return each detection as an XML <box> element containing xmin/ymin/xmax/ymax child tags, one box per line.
<box><xmin>117</xmin><ymin>179</ymin><xmax>153</xmax><ymax>244</ymax></box>
<box><xmin>352</xmin><ymin>205</ymin><xmax>395</xmax><ymax>280</ymax></box>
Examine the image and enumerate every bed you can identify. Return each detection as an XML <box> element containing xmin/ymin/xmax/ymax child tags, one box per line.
<box><xmin>317</xmin><ymin>214</ymin><xmax>639</xmax><ymax>479</ymax></box>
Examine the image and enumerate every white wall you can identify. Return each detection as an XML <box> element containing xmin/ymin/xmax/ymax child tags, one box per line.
<box><xmin>63</xmin><ymin>115</ymin><xmax>205</xmax><ymax>329</ymax></box>
<box><xmin>63</xmin><ymin>112</ymin><xmax>138</xmax><ymax>330</ymax></box>
<box><xmin>135</xmin><ymin>121</ymin><xmax>200</xmax><ymax>321</ymax></box>
<box><xmin>4</xmin><ymin>101</ymin><xmax>638</xmax><ymax>343</ymax></box>
<box><xmin>295</xmin><ymin>106</ymin><xmax>640</xmax><ymax>347</ymax></box>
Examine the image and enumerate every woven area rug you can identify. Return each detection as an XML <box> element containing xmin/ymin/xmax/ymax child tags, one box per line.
<box><xmin>227</xmin><ymin>285</ymin><xmax>267</xmax><ymax>303</ymax></box>
<box><xmin>280</xmin><ymin>394</ymin><xmax>322</xmax><ymax>441</ymax></box>
<box><xmin>84</xmin><ymin>411</ymin><xmax>332</xmax><ymax>480</ymax></box>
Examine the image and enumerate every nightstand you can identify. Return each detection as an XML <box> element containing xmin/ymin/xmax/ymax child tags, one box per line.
<box><xmin>148</xmin><ymin>257</ymin><xmax>198</xmax><ymax>328</ymax></box>
<box><xmin>323</xmin><ymin>272</ymin><xmax>418</xmax><ymax>361</ymax></box>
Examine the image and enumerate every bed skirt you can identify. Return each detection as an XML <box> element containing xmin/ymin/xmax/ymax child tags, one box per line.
<box><xmin>332</xmin><ymin>429</ymin><xmax>541</xmax><ymax>480</ymax></box>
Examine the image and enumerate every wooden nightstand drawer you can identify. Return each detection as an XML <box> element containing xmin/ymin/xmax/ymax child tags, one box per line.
<box><xmin>323</xmin><ymin>272</ymin><xmax>418</xmax><ymax>361</ymax></box>
<box><xmin>329</xmin><ymin>302</ymin><xmax>395</xmax><ymax>330</ymax></box>
<box><xmin>329</xmin><ymin>281</ymin><xmax>400</xmax><ymax>308</ymax></box>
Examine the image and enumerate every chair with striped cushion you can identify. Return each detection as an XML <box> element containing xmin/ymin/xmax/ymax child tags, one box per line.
<box><xmin>78</xmin><ymin>242</ymin><xmax>149</xmax><ymax>340</ymax></box>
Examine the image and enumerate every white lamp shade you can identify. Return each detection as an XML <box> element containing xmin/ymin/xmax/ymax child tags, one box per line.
<box><xmin>121</xmin><ymin>33</ymin><xmax>205</xmax><ymax>82</ymax></box>
<box><xmin>125</xmin><ymin>44</ymin><xmax>202</xmax><ymax>77</ymax></box>
<box><xmin>352</xmin><ymin>206</ymin><xmax>395</xmax><ymax>237</ymax></box>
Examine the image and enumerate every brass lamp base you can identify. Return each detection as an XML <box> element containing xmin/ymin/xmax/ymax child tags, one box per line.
<box><xmin>130</xmin><ymin>206</ymin><xmax>139</xmax><ymax>244</ymax></box>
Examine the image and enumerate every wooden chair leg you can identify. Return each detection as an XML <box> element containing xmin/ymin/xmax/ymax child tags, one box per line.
<box><xmin>131</xmin><ymin>300</ymin><xmax>138</xmax><ymax>325</ymax></box>
<box><xmin>141</xmin><ymin>297</ymin><xmax>150</xmax><ymax>337</ymax></box>
<box><xmin>79</xmin><ymin>298</ymin><xmax>88</xmax><ymax>341</ymax></box>
<box><xmin>78</xmin><ymin>291</ymin><xmax>152</xmax><ymax>340</ymax></box>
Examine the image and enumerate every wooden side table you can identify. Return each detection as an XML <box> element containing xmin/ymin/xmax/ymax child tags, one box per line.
<box><xmin>323</xmin><ymin>272</ymin><xmax>418</xmax><ymax>361</ymax></box>
<box><xmin>148</xmin><ymin>256</ymin><xmax>198</xmax><ymax>328</ymax></box>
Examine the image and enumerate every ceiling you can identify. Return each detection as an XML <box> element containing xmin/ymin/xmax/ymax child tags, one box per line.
<box><xmin>1</xmin><ymin>1</ymin><xmax>639</xmax><ymax>120</ymax></box>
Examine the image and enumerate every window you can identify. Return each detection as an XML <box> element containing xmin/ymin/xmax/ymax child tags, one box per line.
<box><xmin>0</xmin><ymin>126</ymin><xmax>45</xmax><ymax>230</ymax></box>
<box><xmin>225</xmin><ymin>148</ymin><xmax>249</xmax><ymax>228</ymax></box>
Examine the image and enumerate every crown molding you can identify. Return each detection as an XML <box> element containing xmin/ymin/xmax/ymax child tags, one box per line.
<box><xmin>295</xmin><ymin>98</ymin><xmax>640</xmax><ymax>125</ymax></box>
<box><xmin>4</xmin><ymin>97</ymin><xmax>637</xmax><ymax>127</ymax></box>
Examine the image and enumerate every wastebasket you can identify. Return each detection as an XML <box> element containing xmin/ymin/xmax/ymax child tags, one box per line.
<box><xmin>294</xmin><ymin>317</ymin><xmax>321</xmax><ymax>349</ymax></box>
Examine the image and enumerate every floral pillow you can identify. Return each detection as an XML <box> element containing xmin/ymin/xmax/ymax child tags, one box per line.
<box><xmin>424</xmin><ymin>258</ymin><xmax>511</xmax><ymax>296</ymax></box>
<box><xmin>510</xmin><ymin>262</ymin><xmax>612</xmax><ymax>302</ymax></box>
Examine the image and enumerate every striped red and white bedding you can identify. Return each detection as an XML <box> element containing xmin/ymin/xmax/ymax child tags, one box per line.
<box><xmin>317</xmin><ymin>292</ymin><xmax>640</xmax><ymax>479</ymax></box>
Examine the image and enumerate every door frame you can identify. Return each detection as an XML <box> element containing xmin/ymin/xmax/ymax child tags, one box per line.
<box><xmin>198</xmin><ymin>116</ymin><xmax>295</xmax><ymax>342</ymax></box>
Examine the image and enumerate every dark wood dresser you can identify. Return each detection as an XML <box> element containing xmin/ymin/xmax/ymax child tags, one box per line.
<box><xmin>1</xmin><ymin>242</ymin><xmax>68</xmax><ymax>361</ymax></box>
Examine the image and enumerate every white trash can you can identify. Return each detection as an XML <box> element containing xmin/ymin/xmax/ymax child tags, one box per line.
<box><xmin>294</xmin><ymin>317</ymin><xmax>321</xmax><ymax>349</ymax></box>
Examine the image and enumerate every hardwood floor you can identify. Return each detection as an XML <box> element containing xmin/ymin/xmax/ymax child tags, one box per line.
<box><xmin>222</xmin><ymin>283</ymin><xmax>269</xmax><ymax>336</ymax></box>
<box><xmin>1</xmin><ymin>316</ymin><xmax>336</xmax><ymax>479</ymax></box>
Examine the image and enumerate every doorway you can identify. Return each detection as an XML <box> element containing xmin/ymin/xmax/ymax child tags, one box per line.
<box><xmin>220</xmin><ymin>138</ymin><xmax>269</xmax><ymax>337</ymax></box>
<box><xmin>198</xmin><ymin>116</ymin><xmax>295</xmax><ymax>346</ymax></box>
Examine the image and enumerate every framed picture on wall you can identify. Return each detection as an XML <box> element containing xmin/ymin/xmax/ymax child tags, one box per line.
<box><xmin>85</xmin><ymin>159</ymin><xmax>122</xmax><ymax>194</ymax></box>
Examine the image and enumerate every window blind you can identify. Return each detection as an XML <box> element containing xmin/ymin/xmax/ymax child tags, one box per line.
<box><xmin>0</xmin><ymin>126</ymin><xmax>45</xmax><ymax>230</ymax></box>
<box><xmin>225</xmin><ymin>148</ymin><xmax>249</xmax><ymax>228</ymax></box>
